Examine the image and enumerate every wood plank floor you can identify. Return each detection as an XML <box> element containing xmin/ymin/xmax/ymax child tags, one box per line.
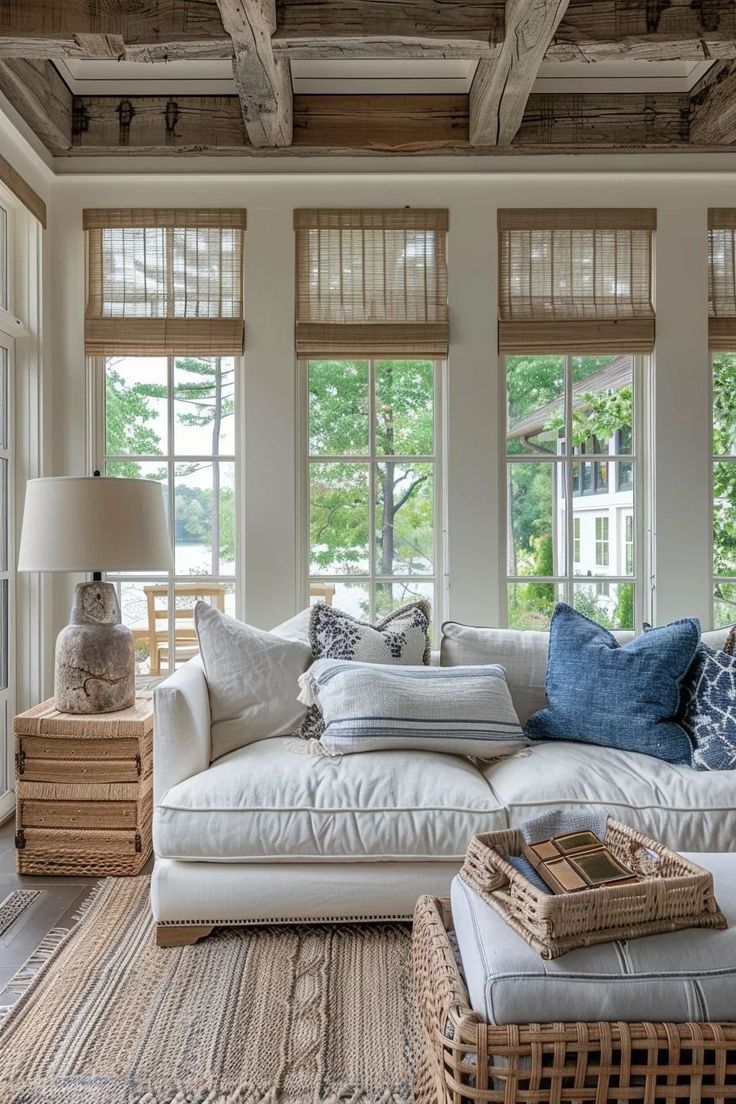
<box><xmin>0</xmin><ymin>815</ymin><xmax>152</xmax><ymax>1011</ymax></box>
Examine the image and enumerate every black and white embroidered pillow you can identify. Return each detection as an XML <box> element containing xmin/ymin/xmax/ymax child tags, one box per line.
<box><xmin>298</xmin><ymin>601</ymin><xmax>432</xmax><ymax>740</ymax></box>
<box><xmin>681</xmin><ymin>643</ymin><xmax>736</xmax><ymax>771</ymax></box>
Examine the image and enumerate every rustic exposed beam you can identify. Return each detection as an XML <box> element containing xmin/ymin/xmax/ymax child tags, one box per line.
<box><xmin>470</xmin><ymin>0</ymin><xmax>570</xmax><ymax>146</ymax></box>
<box><xmin>63</xmin><ymin>91</ymin><xmax>702</xmax><ymax>155</ymax></box>
<box><xmin>70</xmin><ymin>95</ymin><xmax>246</xmax><ymax>152</ymax></box>
<box><xmin>0</xmin><ymin>58</ymin><xmax>72</xmax><ymax>150</ymax></box>
<box><xmin>216</xmin><ymin>0</ymin><xmax>292</xmax><ymax>146</ymax></box>
<box><xmin>272</xmin><ymin>0</ymin><xmax>505</xmax><ymax>59</ymax></box>
<box><xmin>548</xmin><ymin>1</ymin><xmax>736</xmax><ymax>62</ymax></box>
<box><xmin>690</xmin><ymin>61</ymin><xmax>736</xmax><ymax>144</ymax></box>
<box><xmin>0</xmin><ymin>0</ymin><xmax>232</xmax><ymax>60</ymax></box>
<box><xmin>516</xmin><ymin>92</ymin><xmax>690</xmax><ymax>148</ymax></box>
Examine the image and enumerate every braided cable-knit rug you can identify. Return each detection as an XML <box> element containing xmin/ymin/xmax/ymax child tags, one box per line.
<box><xmin>0</xmin><ymin>877</ymin><xmax>420</xmax><ymax>1104</ymax></box>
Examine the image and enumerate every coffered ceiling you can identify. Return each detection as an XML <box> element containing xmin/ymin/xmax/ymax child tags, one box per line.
<box><xmin>0</xmin><ymin>2</ymin><xmax>735</xmax><ymax>157</ymax></box>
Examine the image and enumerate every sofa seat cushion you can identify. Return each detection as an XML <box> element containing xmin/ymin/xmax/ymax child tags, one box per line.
<box><xmin>155</xmin><ymin>737</ymin><xmax>505</xmax><ymax>862</ymax></box>
<box><xmin>483</xmin><ymin>741</ymin><xmax>736</xmax><ymax>851</ymax></box>
<box><xmin>452</xmin><ymin>852</ymin><xmax>736</xmax><ymax>1025</ymax></box>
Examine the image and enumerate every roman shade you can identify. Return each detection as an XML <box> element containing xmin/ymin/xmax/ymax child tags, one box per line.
<box><xmin>84</xmin><ymin>208</ymin><xmax>246</xmax><ymax>356</ymax></box>
<box><xmin>294</xmin><ymin>208</ymin><xmax>449</xmax><ymax>357</ymax></box>
<box><xmin>0</xmin><ymin>154</ymin><xmax>46</xmax><ymax>228</ymax></box>
<box><xmin>708</xmin><ymin>209</ymin><xmax>736</xmax><ymax>350</ymax></box>
<box><xmin>498</xmin><ymin>209</ymin><xmax>656</xmax><ymax>355</ymax></box>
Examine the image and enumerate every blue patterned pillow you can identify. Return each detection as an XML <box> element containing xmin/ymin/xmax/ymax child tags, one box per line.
<box><xmin>680</xmin><ymin>644</ymin><xmax>736</xmax><ymax>771</ymax></box>
<box><xmin>525</xmin><ymin>603</ymin><xmax>699</xmax><ymax>765</ymax></box>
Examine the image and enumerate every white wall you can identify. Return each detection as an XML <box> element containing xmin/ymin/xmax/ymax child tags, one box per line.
<box><xmin>25</xmin><ymin>166</ymin><xmax>736</xmax><ymax>682</ymax></box>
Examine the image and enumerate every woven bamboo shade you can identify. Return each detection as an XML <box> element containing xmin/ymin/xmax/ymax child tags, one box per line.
<box><xmin>498</xmin><ymin>209</ymin><xmax>656</xmax><ymax>354</ymax></box>
<box><xmin>84</xmin><ymin>209</ymin><xmax>246</xmax><ymax>356</ymax></box>
<box><xmin>708</xmin><ymin>210</ymin><xmax>736</xmax><ymax>350</ymax></box>
<box><xmin>294</xmin><ymin>209</ymin><xmax>449</xmax><ymax>357</ymax></box>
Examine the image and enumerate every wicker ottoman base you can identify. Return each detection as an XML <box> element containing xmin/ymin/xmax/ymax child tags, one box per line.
<box><xmin>412</xmin><ymin>895</ymin><xmax>736</xmax><ymax>1104</ymax></box>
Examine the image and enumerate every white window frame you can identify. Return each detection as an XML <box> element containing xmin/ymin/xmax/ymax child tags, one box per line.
<box><xmin>89</xmin><ymin>354</ymin><xmax>245</xmax><ymax>676</ymax></box>
<box><xmin>0</xmin><ymin>328</ymin><xmax>15</xmax><ymax>811</ymax></box>
<box><xmin>501</xmin><ymin>353</ymin><xmax>649</xmax><ymax>628</ymax></box>
<box><xmin>296</xmin><ymin>357</ymin><xmax>447</xmax><ymax>627</ymax></box>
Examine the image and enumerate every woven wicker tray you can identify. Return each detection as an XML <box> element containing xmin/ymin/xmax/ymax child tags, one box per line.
<box><xmin>460</xmin><ymin>818</ymin><xmax>727</xmax><ymax>959</ymax></box>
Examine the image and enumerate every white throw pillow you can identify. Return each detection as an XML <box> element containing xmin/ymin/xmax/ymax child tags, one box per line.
<box><xmin>298</xmin><ymin>658</ymin><xmax>527</xmax><ymax>758</ymax></box>
<box><xmin>195</xmin><ymin>602</ymin><xmax>313</xmax><ymax>761</ymax></box>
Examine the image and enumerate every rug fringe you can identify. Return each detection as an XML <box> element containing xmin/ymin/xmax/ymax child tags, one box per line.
<box><xmin>0</xmin><ymin>880</ymin><xmax>104</xmax><ymax>1025</ymax></box>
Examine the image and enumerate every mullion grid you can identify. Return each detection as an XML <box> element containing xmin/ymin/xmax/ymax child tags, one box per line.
<box><xmin>103</xmin><ymin>354</ymin><xmax>235</xmax><ymax>672</ymax></box>
<box><xmin>712</xmin><ymin>347</ymin><xmax>736</xmax><ymax>621</ymax></box>
<box><xmin>505</xmin><ymin>354</ymin><xmax>638</xmax><ymax>619</ymax></box>
<box><xmin>308</xmin><ymin>357</ymin><xmax>437</xmax><ymax>623</ymax></box>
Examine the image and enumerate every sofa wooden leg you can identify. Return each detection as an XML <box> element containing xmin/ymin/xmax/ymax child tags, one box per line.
<box><xmin>156</xmin><ymin>924</ymin><xmax>215</xmax><ymax>947</ymax></box>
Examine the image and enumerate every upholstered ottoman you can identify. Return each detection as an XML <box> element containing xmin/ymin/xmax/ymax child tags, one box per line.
<box><xmin>412</xmin><ymin>853</ymin><xmax>736</xmax><ymax>1104</ymax></box>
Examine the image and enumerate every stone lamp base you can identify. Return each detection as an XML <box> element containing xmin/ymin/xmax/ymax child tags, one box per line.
<box><xmin>54</xmin><ymin>581</ymin><xmax>136</xmax><ymax>714</ymax></box>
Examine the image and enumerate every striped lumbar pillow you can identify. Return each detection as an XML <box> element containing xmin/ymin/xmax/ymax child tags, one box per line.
<box><xmin>297</xmin><ymin>659</ymin><xmax>527</xmax><ymax>757</ymax></box>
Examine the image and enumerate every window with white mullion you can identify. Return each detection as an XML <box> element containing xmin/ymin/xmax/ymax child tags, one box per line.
<box><xmin>306</xmin><ymin>357</ymin><xmax>440</xmax><ymax>625</ymax></box>
<box><xmin>0</xmin><ymin>335</ymin><xmax>14</xmax><ymax>799</ymax></box>
<box><xmin>711</xmin><ymin>351</ymin><xmax>736</xmax><ymax>626</ymax></box>
<box><xmin>98</xmin><ymin>352</ymin><xmax>238</xmax><ymax>677</ymax></box>
<box><xmin>505</xmin><ymin>353</ymin><xmax>641</xmax><ymax>631</ymax></box>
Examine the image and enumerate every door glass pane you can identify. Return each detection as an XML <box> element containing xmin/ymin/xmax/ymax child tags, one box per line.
<box><xmin>375</xmin><ymin>461</ymin><xmax>433</xmax><ymax>576</ymax></box>
<box><xmin>374</xmin><ymin>359</ymin><xmax>433</xmax><ymax>456</ymax></box>
<box><xmin>714</xmin><ymin>582</ymin><xmax>736</xmax><ymax>629</ymax></box>
<box><xmin>507</xmin><ymin>582</ymin><xmax>562</xmax><ymax>630</ymax></box>
<box><xmin>0</xmin><ymin>346</ymin><xmax>7</xmax><ymax>450</ymax></box>
<box><xmin>375</xmin><ymin>579</ymin><xmax>434</xmax><ymax>620</ymax></box>
<box><xmin>0</xmin><ymin>578</ymin><xmax>7</xmax><ymax>691</ymax></box>
<box><xmin>574</xmin><ymin>581</ymin><xmax>634</xmax><ymax>631</ymax></box>
<box><xmin>713</xmin><ymin>352</ymin><xmax>736</xmax><ymax>457</ymax></box>
<box><xmin>174</xmin><ymin>356</ymin><xmax>235</xmax><ymax>456</ymax></box>
<box><xmin>309</xmin><ymin>360</ymin><xmax>369</xmax><ymax>456</ymax></box>
<box><xmin>310</xmin><ymin>579</ymin><xmax>370</xmax><ymax>621</ymax></box>
<box><xmin>713</xmin><ymin>461</ymin><xmax>736</xmax><ymax>576</ymax></box>
<box><xmin>506</xmin><ymin>355</ymin><xmax>564</xmax><ymax>456</ymax></box>
<box><xmin>508</xmin><ymin>463</ymin><xmax>563</xmax><ymax>576</ymax></box>
<box><xmin>309</xmin><ymin>462</ymin><xmax>369</xmax><ymax>575</ymax></box>
<box><xmin>0</xmin><ymin>458</ymin><xmax>6</xmax><ymax>573</ymax></box>
<box><xmin>105</xmin><ymin>356</ymin><xmax>168</xmax><ymax>456</ymax></box>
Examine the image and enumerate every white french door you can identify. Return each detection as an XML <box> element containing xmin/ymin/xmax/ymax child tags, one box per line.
<box><xmin>0</xmin><ymin>332</ymin><xmax>14</xmax><ymax>812</ymax></box>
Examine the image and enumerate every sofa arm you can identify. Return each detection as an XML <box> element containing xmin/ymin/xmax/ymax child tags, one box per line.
<box><xmin>153</xmin><ymin>656</ymin><xmax>211</xmax><ymax>804</ymax></box>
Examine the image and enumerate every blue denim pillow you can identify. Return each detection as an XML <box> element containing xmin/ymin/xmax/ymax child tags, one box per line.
<box><xmin>524</xmin><ymin>603</ymin><xmax>699</xmax><ymax>764</ymax></box>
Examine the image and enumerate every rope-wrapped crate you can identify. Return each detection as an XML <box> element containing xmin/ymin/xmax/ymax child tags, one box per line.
<box><xmin>412</xmin><ymin>894</ymin><xmax>736</xmax><ymax>1104</ymax></box>
<box><xmin>460</xmin><ymin>819</ymin><xmax>726</xmax><ymax>960</ymax></box>
<box><xmin>14</xmin><ymin>697</ymin><xmax>153</xmax><ymax>876</ymax></box>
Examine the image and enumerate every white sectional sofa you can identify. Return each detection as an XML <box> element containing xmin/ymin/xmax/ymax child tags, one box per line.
<box><xmin>151</xmin><ymin>623</ymin><xmax>735</xmax><ymax>945</ymax></box>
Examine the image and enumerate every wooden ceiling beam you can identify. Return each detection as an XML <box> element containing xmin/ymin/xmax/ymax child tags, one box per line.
<box><xmin>216</xmin><ymin>0</ymin><xmax>292</xmax><ymax>146</ymax></box>
<box><xmin>548</xmin><ymin>1</ymin><xmax>736</xmax><ymax>62</ymax></box>
<box><xmin>272</xmin><ymin>0</ymin><xmax>505</xmax><ymax>59</ymax></box>
<box><xmin>0</xmin><ymin>0</ymin><xmax>232</xmax><ymax>60</ymax></box>
<box><xmin>690</xmin><ymin>60</ymin><xmax>736</xmax><ymax>144</ymax></box>
<box><xmin>470</xmin><ymin>0</ymin><xmax>570</xmax><ymax>146</ymax></box>
<box><xmin>63</xmin><ymin>90</ymin><xmax>701</xmax><ymax>155</ymax></box>
<box><xmin>0</xmin><ymin>58</ymin><xmax>72</xmax><ymax>150</ymax></box>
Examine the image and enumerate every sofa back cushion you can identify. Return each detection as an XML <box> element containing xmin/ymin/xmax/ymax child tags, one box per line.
<box><xmin>442</xmin><ymin>621</ymin><xmax>731</xmax><ymax>728</ymax></box>
<box><xmin>195</xmin><ymin>602</ymin><xmax>312</xmax><ymax>761</ymax></box>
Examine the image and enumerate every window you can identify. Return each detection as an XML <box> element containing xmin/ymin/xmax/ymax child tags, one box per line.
<box><xmin>712</xmin><ymin>351</ymin><xmax>736</xmax><ymax>626</ymax></box>
<box><xmin>505</xmin><ymin>353</ymin><xmax>638</xmax><ymax>631</ymax></box>
<box><xmin>573</xmin><ymin>517</ymin><xmax>581</xmax><ymax>564</ymax></box>
<box><xmin>305</xmin><ymin>358</ymin><xmax>441</xmax><ymax>623</ymax></box>
<box><xmin>99</xmin><ymin>355</ymin><xmax>238</xmax><ymax>676</ymax></box>
<box><xmin>595</xmin><ymin>516</ymin><xmax>609</xmax><ymax>566</ymax></box>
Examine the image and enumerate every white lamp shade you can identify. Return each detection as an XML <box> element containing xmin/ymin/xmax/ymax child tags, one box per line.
<box><xmin>18</xmin><ymin>477</ymin><xmax>172</xmax><ymax>573</ymax></box>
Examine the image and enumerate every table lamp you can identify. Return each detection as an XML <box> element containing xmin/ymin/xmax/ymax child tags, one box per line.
<box><xmin>18</xmin><ymin>474</ymin><xmax>171</xmax><ymax>714</ymax></box>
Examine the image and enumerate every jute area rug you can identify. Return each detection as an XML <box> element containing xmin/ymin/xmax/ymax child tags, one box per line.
<box><xmin>0</xmin><ymin>878</ymin><xmax>420</xmax><ymax>1104</ymax></box>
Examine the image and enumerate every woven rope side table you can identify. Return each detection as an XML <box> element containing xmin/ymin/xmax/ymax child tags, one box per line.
<box><xmin>14</xmin><ymin>696</ymin><xmax>153</xmax><ymax>876</ymax></box>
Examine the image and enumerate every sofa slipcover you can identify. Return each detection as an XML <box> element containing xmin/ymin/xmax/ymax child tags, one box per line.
<box><xmin>451</xmin><ymin>852</ymin><xmax>736</xmax><ymax>1025</ymax></box>
<box><xmin>155</xmin><ymin>737</ymin><xmax>507</xmax><ymax>863</ymax></box>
